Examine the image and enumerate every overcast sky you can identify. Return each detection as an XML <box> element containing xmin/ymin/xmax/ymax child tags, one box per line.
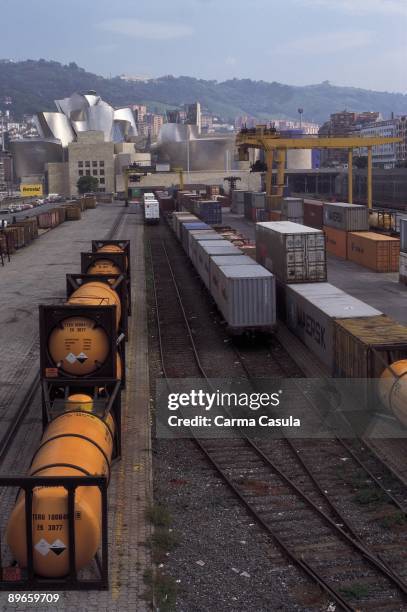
<box><xmin>1</xmin><ymin>0</ymin><xmax>406</xmax><ymax>92</ymax></box>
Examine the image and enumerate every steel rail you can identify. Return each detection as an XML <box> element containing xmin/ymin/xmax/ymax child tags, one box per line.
<box><xmin>149</xmin><ymin>235</ymin><xmax>407</xmax><ymax>611</ymax></box>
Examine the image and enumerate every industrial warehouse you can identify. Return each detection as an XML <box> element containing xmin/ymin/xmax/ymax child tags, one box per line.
<box><xmin>2</xmin><ymin>1</ymin><xmax>407</xmax><ymax>609</ymax></box>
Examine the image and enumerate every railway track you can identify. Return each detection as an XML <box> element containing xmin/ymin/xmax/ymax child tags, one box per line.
<box><xmin>149</xmin><ymin>222</ymin><xmax>407</xmax><ymax>611</ymax></box>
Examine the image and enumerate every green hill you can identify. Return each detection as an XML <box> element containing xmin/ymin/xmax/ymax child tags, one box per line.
<box><xmin>1</xmin><ymin>59</ymin><xmax>406</xmax><ymax>123</ymax></box>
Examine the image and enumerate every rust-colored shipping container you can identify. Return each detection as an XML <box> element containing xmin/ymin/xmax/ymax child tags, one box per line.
<box><xmin>6</xmin><ymin>226</ymin><xmax>25</xmax><ymax>248</ymax></box>
<box><xmin>334</xmin><ymin>315</ymin><xmax>407</xmax><ymax>378</ymax></box>
<box><xmin>13</xmin><ymin>218</ymin><xmax>38</xmax><ymax>243</ymax></box>
<box><xmin>54</xmin><ymin>206</ymin><xmax>66</xmax><ymax>224</ymax></box>
<box><xmin>269</xmin><ymin>210</ymin><xmax>282</xmax><ymax>221</ymax></box>
<box><xmin>37</xmin><ymin>209</ymin><xmax>60</xmax><ymax>229</ymax></box>
<box><xmin>97</xmin><ymin>193</ymin><xmax>114</xmax><ymax>203</ymax></box>
<box><xmin>324</xmin><ymin>226</ymin><xmax>348</xmax><ymax>259</ymax></box>
<box><xmin>157</xmin><ymin>195</ymin><xmax>175</xmax><ymax>213</ymax></box>
<box><xmin>64</xmin><ymin>205</ymin><xmax>82</xmax><ymax>221</ymax></box>
<box><xmin>303</xmin><ymin>201</ymin><xmax>324</xmax><ymax>229</ymax></box>
<box><xmin>347</xmin><ymin>232</ymin><xmax>400</xmax><ymax>272</ymax></box>
<box><xmin>0</xmin><ymin>232</ymin><xmax>9</xmax><ymax>256</ymax></box>
<box><xmin>2</xmin><ymin>228</ymin><xmax>16</xmax><ymax>253</ymax></box>
<box><xmin>83</xmin><ymin>195</ymin><xmax>97</xmax><ymax>209</ymax></box>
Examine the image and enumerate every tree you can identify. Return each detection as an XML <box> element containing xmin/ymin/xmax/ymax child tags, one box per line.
<box><xmin>77</xmin><ymin>175</ymin><xmax>99</xmax><ymax>194</ymax></box>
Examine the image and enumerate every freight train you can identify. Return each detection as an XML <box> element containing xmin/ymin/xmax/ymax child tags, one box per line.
<box><xmin>169</xmin><ymin>191</ymin><xmax>407</xmax><ymax>427</ymax></box>
<box><xmin>5</xmin><ymin>238</ymin><xmax>129</xmax><ymax>584</ymax></box>
<box><xmin>171</xmin><ymin>211</ymin><xmax>276</xmax><ymax>332</ymax></box>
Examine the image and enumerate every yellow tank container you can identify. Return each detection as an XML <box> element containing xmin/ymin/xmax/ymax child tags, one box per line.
<box><xmin>378</xmin><ymin>360</ymin><xmax>407</xmax><ymax>427</ymax></box>
<box><xmin>97</xmin><ymin>244</ymin><xmax>128</xmax><ymax>269</ymax></box>
<box><xmin>67</xmin><ymin>281</ymin><xmax>121</xmax><ymax>329</ymax></box>
<box><xmin>48</xmin><ymin>316</ymin><xmax>110</xmax><ymax>376</ymax></box>
<box><xmin>6</xmin><ymin>396</ymin><xmax>115</xmax><ymax>578</ymax></box>
<box><xmin>87</xmin><ymin>258</ymin><xmax>122</xmax><ymax>277</ymax></box>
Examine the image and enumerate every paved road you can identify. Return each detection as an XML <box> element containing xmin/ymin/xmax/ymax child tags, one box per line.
<box><xmin>0</xmin><ymin>200</ymin><xmax>75</xmax><ymax>222</ymax></box>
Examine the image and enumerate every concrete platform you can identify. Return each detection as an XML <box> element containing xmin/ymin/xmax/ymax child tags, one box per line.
<box><xmin>222</xmin><ymin>209</ymin><xmax>407</xmax><ymax>326</ymax></box>
<box><xmin>0</xmin><ymin>205</ymin><xmax>153</xmax><ymax>611</ymax></box>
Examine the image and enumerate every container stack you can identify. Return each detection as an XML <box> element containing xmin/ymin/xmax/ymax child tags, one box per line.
<box><xmin>11</xmin><ymin>217</ymin><xmax>38</xmax><ymax>245</ymax></box>
<box><xmin>192</xmin><ymin>200</ymin><xmax>222</xmax><ymax>225</ymax></box>
<box><xmin>399</xmin><ymin>218</ymin><xmax>407</xmax><ymax>285</ymax></box>
<box><xmin>285</xmin><ymin>283</ymin><xmax>382</xmax><ymax>374</ymax></box>
<box><xmin>176</xmin><ymin>221</ymin><xmax>276</xmax><ymax>330</ymax></box>
<box><xmin>280</xmin><ymin>197</ymin><xmax>304</xmax><ymax>224</ymax></box>
<box><xmin>231</xmin><ymin>190</ymin><xmax>245</xmax><ymax>215</ymax></box>
<box><xmin>256</xmin><ymin>221</ymin><xmax>327</xmax><ymax>283</ymax></box>
<box><xmin>63</xmin><ymin>203</ymin><xmax>82</xmax><ymax>221</ymax></box>
<box><xmin>156</xmin><ymin>191</ymin><xmax>175</xmax><ymax>213</ymax></box>
<box><xmin>243</xmin><ymin>192</ymin><xmax>268</xmax><ymax>222</ymax></box>
<box><xmin>193</xmin><ymin>239</ymin><xmax>241</xmax><ymax>289</ymax></box>
<box><xmin>323</xmin><ymin>202</ymin><xmax>369</xmax><ymax>259</ymax></box>
<box><xmin>303</xmin><ymin>199</ymin><xmax>324</xmax><ymax>229</ymax></box>
<box><xmin>347</xmin><ymin>232</ymin><xmax>400</xmax><ymax>272</ymax></box>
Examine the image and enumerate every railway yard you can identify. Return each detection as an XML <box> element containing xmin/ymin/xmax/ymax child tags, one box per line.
<box><xmin>0</xmin><ymin>190</ymin><xmax>407</xmax><ymax>611</ymax></box>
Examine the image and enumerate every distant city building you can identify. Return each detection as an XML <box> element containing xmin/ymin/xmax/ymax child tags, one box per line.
<box><xmin>201</xmin><ymin>113</ymin><xmax>214</xmax><ymax>133</ymax></box>
<box><xmin>9</xmin><ymin>91</ymin><xmax>139</xmax><ymax>195</ymax></box>
<box><xmin>67</xmin><ymin>131</ymin><xmax>115</xmax><ymax>195</ymax></box>
<box><xmin>355</xmin><ymin>115</ymin><xmax>407</xmax><ymax>168</ymax></box>
<box><xmin>0</xmin><ymin>150</ymin><xmax>13</xmax><ymax>190</ymax></box>
<box><xmin>132</xmin><ymin>104</ymin><xmax>147</xmax><ymax>123</ymax></box>
<box><xmin>185</xmin><ymin>102</ymin><xmax>201</xmax><ymax>134</ymax></box>
<box><xmin>319</xmin><ymin>110</ymin><xmax>381</xmax><ymax>165</ymax></box>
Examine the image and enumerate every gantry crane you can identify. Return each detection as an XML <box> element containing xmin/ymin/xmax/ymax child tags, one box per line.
<box><xmin>122</xmin><ymin>163</ymin><xmax>148</xmax><ymax>206</ymax></box>
<box><xmin>236</xmin><ymin>125</ymin><xmax>402</xmax><ymax>208</ymax></box>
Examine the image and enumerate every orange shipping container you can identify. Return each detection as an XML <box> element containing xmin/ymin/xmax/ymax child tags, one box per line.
<box><xmin>323</xmin><ymin>226</ymin><xmax>348</xmax><ymax>259</ymax></box>
<box><xmin>347</xmin><ymin>232</ymin><xmax>400</xmax><ymax>272</ymax></box>
<box><xmin>269</xmin><ymin>210</ymin><xmax>282</xmax><ymax>221</ymax></box>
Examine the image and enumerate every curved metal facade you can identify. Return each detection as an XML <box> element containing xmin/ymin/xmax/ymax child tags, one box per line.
<box><xmin>37</xmin><ymin>92</ymin><xmax>138</xmax><ymax>145</ymax></box>
<box><xmin>10</xmin><ymin>139</ymin><xmax>63</xmax><ymax>180</ymax></box>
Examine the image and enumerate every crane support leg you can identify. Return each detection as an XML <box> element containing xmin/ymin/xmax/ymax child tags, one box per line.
<box><xmin>348</xmin><ymin>149</ymin><xmax>353</xmax><ymax>204</ymax></box>
<box><xmin>265</xmin><ymin>151</ymin><xmax>274</xmax><ymax>197</ymax></box>
<box><xmin>276</xmin><ymin>149</ymin><xmax>286</xmax><ymax>197</ymax></box>
<box><xmin>367</xmin><ymin>147</ymin><xmax>373</xmax><ymax>209</ymax></box>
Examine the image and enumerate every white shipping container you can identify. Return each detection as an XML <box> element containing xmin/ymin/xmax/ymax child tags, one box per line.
<box><xmin>210</xmin><ymin>254</ymin><xmax>257</xmax><ymax>289</ymax></box>
<box><xmin>323</xmin><ymin>202</ymin><xmax>369</xmax><ymax>231</ymax></box>
<box><xmin>286</xmin><ymin>283</ymin><xmax>382</xmax><ymax>372</ymax></box>
<box><xmin>156</xmin><ymin>163</ymin><xmax>170</xmax><ymax>172</ymax></box>
<box><xmin>173</xmin><ymin>214</ymin><xmax>198</xmax><ymax>238</ymax></box>
<box><xmin>281</xmin><ymin>197</ymin><xmax>304</xmax><ymax>218</ymax></box>
<box><xmin>144</xmin><ymin>200</ymin><xmax>160</xmax><ymax>224</ymax></box>
<box><xmin>231</xmin><ymin>190</ymin><xmax>245</xmax><ymax>214</ymax></box>
<box><xmin>211</xmin><ymin>264</ymin><xmax>276</xmax><ymax>329</ymax></box>
<box><xmin>194</xmin><ymin>240</ymin><xmax>242</xmax><ymax>288</ymax></box>
<box><xmin>188</xmin><ymin>231</ymin><xmax>225</xmax><ymax>262</ymax></box>
<box><xmin>256</xmin><ymin>221</ymin><xmax>327</xmax><ymax>283</ymax></box>
<box><xmin>252</xmin><ymin>192</ymin><xmax>267</xmax><ymax>209</ymax></box>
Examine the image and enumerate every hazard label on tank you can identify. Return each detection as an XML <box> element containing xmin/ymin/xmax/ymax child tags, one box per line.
<box><xmin>34</xmin><ymin>539</ymin><xmax>50</xmax><ymax>556</ymax></box>
<box><xmin>65</xmin><ymin>352</ymin><xmax>77</xmax><ymax>364</ymax></box>
<box><xmin>50</xmin><ymin>539</ymin><xmax>66</xmax><ymax>556</ymax></box>
<box><xmin>76</xmin><ymin>352</ymin><xmax>88</xmax><ymax>364</ymax></box>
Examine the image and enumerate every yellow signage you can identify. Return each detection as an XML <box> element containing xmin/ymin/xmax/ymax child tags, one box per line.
<box><xmin>20</xmin><ymin>184</ymin><xmax>43</xmax><ymax>197</ymax></box>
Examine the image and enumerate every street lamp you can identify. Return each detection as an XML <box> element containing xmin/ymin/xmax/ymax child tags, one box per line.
<box><xmin>298</xmin><ymin>108</ymin><xmax>304</xmax><ymax>130</ymax></box>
